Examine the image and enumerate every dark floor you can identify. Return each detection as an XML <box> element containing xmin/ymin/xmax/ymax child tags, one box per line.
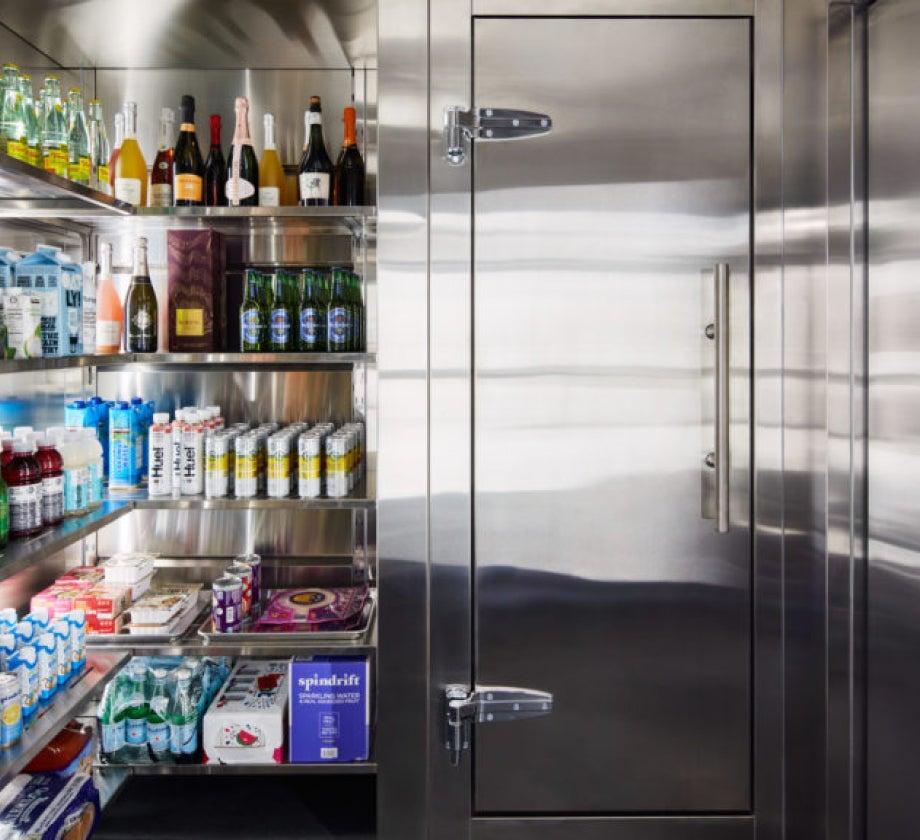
<box><xmin>95</xmin><ymin>776</ymin><xmax>376</xmax><ymax>839</ymax></box>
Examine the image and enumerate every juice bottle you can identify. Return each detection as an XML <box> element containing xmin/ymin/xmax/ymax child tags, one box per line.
<box><xmin>3</xmin><ymin>438</ymin><xmax>43</xmax><ymax>538</ymax></box>
<box><xmin>0</xmin><ymin>434</ymin><xmax>13</xmax><ymax>468</ymax></box>
<box><xmin>34</xmin><ymin>433</ymin><xmax>63</xmax><ymax>527</ymax></box>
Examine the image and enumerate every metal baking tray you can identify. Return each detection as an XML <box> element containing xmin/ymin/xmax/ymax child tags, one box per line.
<box><xmin>197</xmin><ymin>589</ymin><xmax>376</xmax><ymax>645</ymax></box>
<box><xmin>87</xmin><ymin>591</ymin><xmax>210</xmax><ymax>645</ymax></box>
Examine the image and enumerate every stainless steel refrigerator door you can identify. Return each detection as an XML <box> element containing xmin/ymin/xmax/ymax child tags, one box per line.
<box><xmin>473</xmin><ymin>17</ymin><xmax>752</xmax><ymax>815</ymax></box>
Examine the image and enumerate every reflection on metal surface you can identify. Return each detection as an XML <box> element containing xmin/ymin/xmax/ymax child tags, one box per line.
<box><xmin>867</xmin><ymin>1</ymin><xmax>920</xmax><ymax>837</ymax></box>
<box><xmin>0</xmin><ymin>0</ymin><xmax>377</xmax><ymax>69</ymax></box>
<box><xmin>472</xmin><ymin>17</ymin><xmax>751</xmax><ymax>814</ymax></box>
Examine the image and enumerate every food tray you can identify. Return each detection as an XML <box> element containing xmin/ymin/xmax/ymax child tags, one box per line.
<box><xmin>86</xmin><ymin>591</ymin><xmax>210</xmax><ymax>644</ymax></box>
<box><xmin>197</xmin><ymin>589</ymin><xmax>376</xmax><ymax>645</ymax></box>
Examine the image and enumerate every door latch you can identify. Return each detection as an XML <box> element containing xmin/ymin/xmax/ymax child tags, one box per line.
<box><xmin>443</xmin><ymin>684</ymin><xmax>553</xmax><ymax>766</ymax></box>
<box><xmin>444</xmin><ymin>107</ymin><xmax>553</xmax><ymax>166</ymax></box>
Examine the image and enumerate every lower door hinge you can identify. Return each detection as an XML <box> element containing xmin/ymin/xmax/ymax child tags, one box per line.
<box><xmin>443</xmin><ymin>684</ymin><xmax>553</xmax><ymax>766</ymax></box>
<box><xmin>444</xmin><ymin>106</ymin><xmax>552</xmax><ymax>166</ymax></box>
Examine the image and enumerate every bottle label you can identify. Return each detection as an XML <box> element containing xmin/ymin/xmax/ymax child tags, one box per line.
<box><xmin>170</xmin><ymin>719</ymin><xmax>198</xmax><ymax>755</ymax></box>
<box><xmin>270</xmin><ymin>309</ymin><xmax>291</xmax><ymax>345</ymax></box>
<box><xmin>299</xmin><ymin>307</ymin><xmax>320</xmax><ymax>346</ymax></box>
<box><xmin>225</xmin><ymin>177</ymin><xmax>255</xmax><ymax>203</ymax></box>
<box><xmin>115</xmin><ymin>177</ymin><xmax>142</xmax><ymax>205</ymax></box>
<box><xmin>258</xmin><ymin>186</ymin><xmax>280</xmax><ymax>207</ymax></box>
<box><xmin>125</xmin><ymin>718</ymin><xmax>147</xmax><ymax>746</ymax></box>
<box><xmin>101</xmin><ymin>721</ymin><xmax>125</xmax><ymax>754</ymax></box>
<box><xmin>148</xmin><ymin>182</ymin><xmax>172</xmax><ymax>208</ymax></box>
<box><xmin>8</xmin><ymin>483</ymin><xmax>42</xmax><ymax>534</ymax></box>
<box><xmin>148</xmin><ymin>719</ymin><xmax>170</xmax><ymax>752</ymax></box>
<box><xmin>97</xmin><ymin>164</ymin><xmax>110</xmax><ymax>190</ymax></box>
<box><xmin>308</xmin><ymin>112</ymin><xmax>322</xmax><ymax>125</ymax></box>
<box><xmin>175</xmin><ymin>173</ymin><xmax>203</xmax><ymax>202</ymax></box>
<box><xmin>328</xmin><ymin>306</ymin><xmax>349</xmax><ymax>347</ymax></box>
<box><xmin>40</xmin><ymin>475</ymin><xmax>64</xmax><ymax>524</ymax></box>
<box><xmin>176</xmin><ymin>308</ymin><xmax>204</xmax><ymax>337</ymax></box>
<box><xmin>241</xmin><ymin>309</ymin><xmax>263</xmax><ymax>347</ymax></box>
<box><xmin>130</xmin><ymin>307</ymin><xmax>156</xmax><ymax>349</ymax></box>
<box><xmin>6</xmin><ymin>140</ymin><xmax>27</xmax><ymax>163</ymax></box>
<box><xmin>299</xmin><ymin>172</ymin><xmax>330</xmax><ymax>202</ymax></box>
<box><xmin>67</xmin><ymin>156</ymin><xmax>91</xmax><ymax>183</ymax></box>
<box><xmin>97</xmin><ymin>319</ymin><xmax>121</xmax><ymax>349</ymax></box>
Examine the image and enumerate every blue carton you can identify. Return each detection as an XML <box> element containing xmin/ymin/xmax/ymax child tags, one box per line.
<box><xmin>14</xmin><ymin>245</ymin><xmax>83</xmax><ymax>357</ymax></box>
<box><xmin>0</xmin><ymin>248</ymin><xmax>18</xmax><ymax>288</ymax></box>
<box><xmin>289</xmin><ymin>656</ymin><xmax>370</xmax><ymax>763</ymax></box>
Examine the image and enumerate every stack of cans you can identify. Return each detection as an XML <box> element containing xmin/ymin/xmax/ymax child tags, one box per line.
<box><xmin>211</xmin><ymin>553</ymin><xmax>263</xmax><ymax>634</ymax></box>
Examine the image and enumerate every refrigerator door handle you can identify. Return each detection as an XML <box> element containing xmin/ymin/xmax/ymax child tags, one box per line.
<box><xmin>713</xmin><ymin>262</ymin><xmax>731</xmax><ymax>533</ymax></box>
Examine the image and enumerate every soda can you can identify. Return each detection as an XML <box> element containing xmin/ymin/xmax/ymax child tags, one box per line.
<box><xmin>325</xmin><ymin>434</ymin><xmax>349</xmax><ymax>498</ymax></box>
<box><xmin>52</xmin><ymin>618</ymin><xmax>72</xmax><ymax>688</ymax></box>
<box><xmin>205</xmin><ymin>432</ymin><xmax>229</xmax><ymax>498</ymax></box>
<box><xmin>226</xmin><ymin>562</ymin><xmax>254</xmax><ymax>618</ymax></box>
<box><xmin>0</xmin><ymin>672</ymin><xmax>22</xmax><ymax>749</ymax></box>
<box><xmin>235</xmin><ymin>434</ymin><xmax>258</xmax><ymax>498</ymax></box>
<box><xmin>267</xmin><ymin>433</ymin><xmax>292</xmax><ymax>498</ymax></box>
<box><xmin>14</xmin><ymin>620</ymin><xmax>35</xmax><ymax>648</ymax></box>
<box><xmin>0</xmin><ymin>634</ymin><xmax>16</xmax><ymax>668</ymax></box>
<box><xmin>35</xmin><ymin>632</ymin><xmax>57</xmax><ymax>706</ymax></box>
<box><xmin>298</xmin><ymin>432</ymin><xmax>322</xmax><ymax>499</ymax></box>
<box><xmin>7</xmin><ymin>645</ymin><xmax>38</xmax><ymax>724</ymax></box>
<box><xmin>68</xmin><ymin>609</ymin><xmax>86</xmax><ymax>674</ymax></box>
<box><xmin>0</xmin><ymin>608</ymin><xmax>17</xmax><ymax>633</ymax></box>
<box><xmin>234</xmin><ymin>553</ymin><xmax>262</xmax><ymax>612</ymax></box>
<box><xmin>211</xmin><ymin>575</ymin><xmax>242</xmax><ymax>633</ymax></box>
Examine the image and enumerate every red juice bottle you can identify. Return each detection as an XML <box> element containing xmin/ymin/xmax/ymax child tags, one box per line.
<box><xmin>35</xmin><ymin>433</ymin><xmax>64</xmax><ymax>527</ymax></box>
<box><xmin>0</xmin><ymin>435</ymin><xmax>13</xmax><ymax>468</ymax></box>
<box><xmin>3</xmin><ymin>438</ymin><xmax>43</xmax><ymax>538</ymax></box>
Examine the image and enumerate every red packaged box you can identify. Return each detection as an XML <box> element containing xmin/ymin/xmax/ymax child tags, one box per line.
<box><xmin>73</xmin><ymin>584</ymin><xmax>132</xmax><ymax>619</ymax></box>
<box><xmin>86</xmin><ymin>613</ymin><xmax>128</xmax><ymax>635</ymax></box>
<box><xmin>167</xmin><ymin>229</ymin><xmax>226</xmax><ymax>351</ymax></box>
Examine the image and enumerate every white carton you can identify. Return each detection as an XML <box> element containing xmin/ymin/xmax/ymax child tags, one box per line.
<box><xmin>1</xmin><ymin>290</ymin><xmax>42</xmax><ymax>359</ymax></box>
<box><xmin>82</xmin><ymin>261</ymin><xmax>96</xmax><ymax>353</ymax></box>
<box><xmin>203</xmin><ymin>660</ymin><xmax>288</xmax><ymax>765</ymax></box>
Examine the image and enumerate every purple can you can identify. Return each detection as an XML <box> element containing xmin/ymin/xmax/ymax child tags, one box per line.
<box><xmin>211</xmin><ymin>575</ymin><xmax>242</xmax><ymax>633</ymax></box>
<box><xmin>234</xmin><ymin>553</ymin><xmax>262</xmax><ymax>613</ymax></box>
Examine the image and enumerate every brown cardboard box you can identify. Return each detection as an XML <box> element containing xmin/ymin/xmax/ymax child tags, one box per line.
<box><xmin>167</xmin><ymin>229</ymin><xmax>226</xmax><ymax>351</ymax></box>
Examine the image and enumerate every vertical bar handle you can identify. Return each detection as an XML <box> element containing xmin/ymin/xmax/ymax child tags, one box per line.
<box><xmin>714</xmin><ymin>263</ymin><xmax>730</xmax><ymax>533</ymax></box>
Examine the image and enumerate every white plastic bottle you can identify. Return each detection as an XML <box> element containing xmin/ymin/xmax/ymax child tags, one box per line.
<box><xmin>65</xmin><ymin>429</ymin><xmax>90</xmax><ymax>516</ymax></box>
<box><xmin>181</xmin><ymin>409</ymin><xmax>204</xmax><ymax>496</ymax></box>
<box><xmin>171</xmin><ymin>409</ymin><xmax>186</xmax><ymax>494</ymax></box>
<box><xmin>80</xmin><ymin>429</ymin><xmax>104</xmax><ymax>508</ymax></box>
<box><xmin>148</xmin><ymin>413</ymin><xmax>172</xmax><ymax>497</ymax></box>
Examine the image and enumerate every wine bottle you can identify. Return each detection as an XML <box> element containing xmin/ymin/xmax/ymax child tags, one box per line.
<box><xmin>149</xmin><ymin>107</ymin><xmax>174</xmax><ymax>208</ymax></box>
<box><xmin>298</xmin><ymin>96</ymin><xmax>333</xmax><ymax>206</ymax></box>
<box><xmin>225</xmin><ymin>97</ymin><xmax>258</xmax><ymax>207</ymax></box>
<box><xmin>114</xmin><ymin>101</ymin><xmax>148</xmax><ymax>207</ymax></box>
<box><xmin>96</xmin><ymin>242</ymin><xmax>122</xmax><ymax>354</ymax></box>
<box><xmin>204</xmin><ymin>114</ymin><xmax>226</xmax><ymax>206</ymax></box>
<box><xmin>174</xmin><ymin>95</ymin><xmax>204</xmax><ymax>206</ymax></box>
<box><xmin>125</xmin><ymin>237</ymin><xmax>158</xmax><ymax>352</ymax></box>
<box><xmin>333</xmin><ymin>106</ymin><xmax>365</xmax><ymax>206</ymax></box>
<box><xmin>258</xmin><ymin>113</ymin><xmax>284</xmax><ymax>208</ymax></box>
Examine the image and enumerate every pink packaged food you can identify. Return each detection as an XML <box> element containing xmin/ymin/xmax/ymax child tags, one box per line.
<box><xmin>255</xmin><ymin>586</ymin><xmax>369</xmax><ymax>631</ymax></box>
<box><xmin>30</xmin><ymin>584</ymin><xmax>91</xmax><ymax>617</ymax></box>
<box><xmin>57</xmin><ymin>567</ymin><xmax>105</xmax><ymax>585</ymax></box>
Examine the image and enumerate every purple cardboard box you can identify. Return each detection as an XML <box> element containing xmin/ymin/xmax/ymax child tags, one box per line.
<box><xmin>289</xmin><ymin>656</ymin><xmax>370</xmax><ymax>762</ymax></box>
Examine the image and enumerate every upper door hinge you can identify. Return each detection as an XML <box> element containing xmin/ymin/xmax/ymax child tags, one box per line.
<box><xmin>443</xmin><ymin>684</ymin><xmax>553</xmax><ymax>766</ymax></box>
<box><xmin>444</xmin><ymin>106</ymin><xmax>553</xmax><ymax>166</ymax></box>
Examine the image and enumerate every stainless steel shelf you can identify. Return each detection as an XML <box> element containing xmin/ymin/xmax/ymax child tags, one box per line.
<box><xmin>0</xmin><ymin>501</ymin><xmax>132</xmax><ymax>583</ymax></box>
<box><xmin>97</xmin><ymin>760</ymin><xmax>377</xmax><ymax>776</ymax></box>
<box><xmin>0</xmin><ymin>352</ymin><xmax>375</xmax><ymax>373</ymax></box>
<box><xmin>0</xmin><ymin>652</ymin><xmax>129</xmax><ymax>790</ymax></box>
<box><xmin>0</xmin><ymin>151</ymin><xmax>133</xmax><ymax>216</ymax></box>
<box><xmin>118</xmin><ymin>485</ymin><xmax>375</xmax><ymax>512</ymax></box>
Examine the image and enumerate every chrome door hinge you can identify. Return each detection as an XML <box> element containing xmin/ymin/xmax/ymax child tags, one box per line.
<box><xmin>443</xmin><ymin>684</ymin><xmax>553</xmax><ymax>766</ymax></box>
<box><xmin>444</xmin><ymin>106</ymin><xmax>552</xmax><ymax>166</ymax></box>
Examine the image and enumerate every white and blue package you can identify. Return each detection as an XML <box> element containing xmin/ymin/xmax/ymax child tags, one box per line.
<box><xmin>288</xmin><ymin>656</ymin><xmax>370</xmax><ymax>762</ymax></box>
<box><xmin>14</xmin><ymin>245</ymin><xmax>83</xmax><ymax>357</ymax></box>
<box><xmin>0</xmin><ymin>772</ymin><xmax>99</xmax><ymax>839</ymax></box>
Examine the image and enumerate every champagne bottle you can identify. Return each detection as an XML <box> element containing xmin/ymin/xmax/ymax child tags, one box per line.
<box><xmin>114</xmin><ymin>102</ymin><xmax>148</xmax><ymax>207</ymax></box>
<box><xmin>149</xmin><ymin>107</ymin><xmax>175</xmax><ymax>207</ymax></box>
<box><xmin>125</xmin><ymin>237</ymin><xmax>158</xmax><ymax>352</ymax></box>
<box><xmin>204</xmin><ymin>114</ymin><xmax>226</xmax><ymax>206</ymax></box>
<box><xmin>225</xmin><ymin>97</ymin><xmax>258</xmax><ymax>207</ymax></box>
<box><xmin>174</xmin><ymin>95</ymin><xmax>204</xmax><ymax>206</ymax></box>
<box><xmin>333</xmin><ymin>106</ymin><xmax>365</xmax><ymax>206</ymax></box>
<box><xmin>258</xmin><ymin>113</ymin><xmax>284</xmax><ymax>208</ymax></box>
<box><xmin>298</xmin><ymin>96</ymin><xmax>333</xmax><ymax>206</ymax></box>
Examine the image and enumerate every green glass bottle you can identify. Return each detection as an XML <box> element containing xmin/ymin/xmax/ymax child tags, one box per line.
<box><xmin>40</xmin><ymin>76</ymin><xmax>68</xmax><ymax>177</ymax></box>
<box><xmin>240</xmin><ymin>269</ymin><xmax>267</xmax><ymax>352</ymax></box>
<box><xmin>349</xmin><ymin>271</ymin><xmax>365</xmax><ymax>351</ymax></box>
<box><xmin>327</xmin><ymin>268</ymin><xmax>352</xmax><ymax>352</ymax></box>
<box><xmin>66</xmin><ymin>87</ymin><xmax>90</xmax><ymax>184</ymax></box>
<box><xmin>0</xmin><ymin>471</ymin><xmax>9</xmax><ymax>548</ymax></box>
<box><xmin>19</xmin><ymin>74</ymin><xmax>40</xmax><ymax>167</ymax></box>
<box><xmin>269</xmin><ymin>271</ymin><xmax>294</xmax><ymax>352</ymax></box>
<box><xmin>298</xmin><ymin>269</ymin><xmax>328</xmax><ymax>352</ymax></box>
<box><xmin>0</xmin><ymin>64</ymin><xmax>27</xmax><ymax>163</ymax></box>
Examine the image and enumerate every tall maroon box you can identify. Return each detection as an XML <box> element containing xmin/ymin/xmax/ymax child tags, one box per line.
<box><xmin>167</xmin><ymin>229</ymin><xmax>226</xmax><ymax>351</ymax></box>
